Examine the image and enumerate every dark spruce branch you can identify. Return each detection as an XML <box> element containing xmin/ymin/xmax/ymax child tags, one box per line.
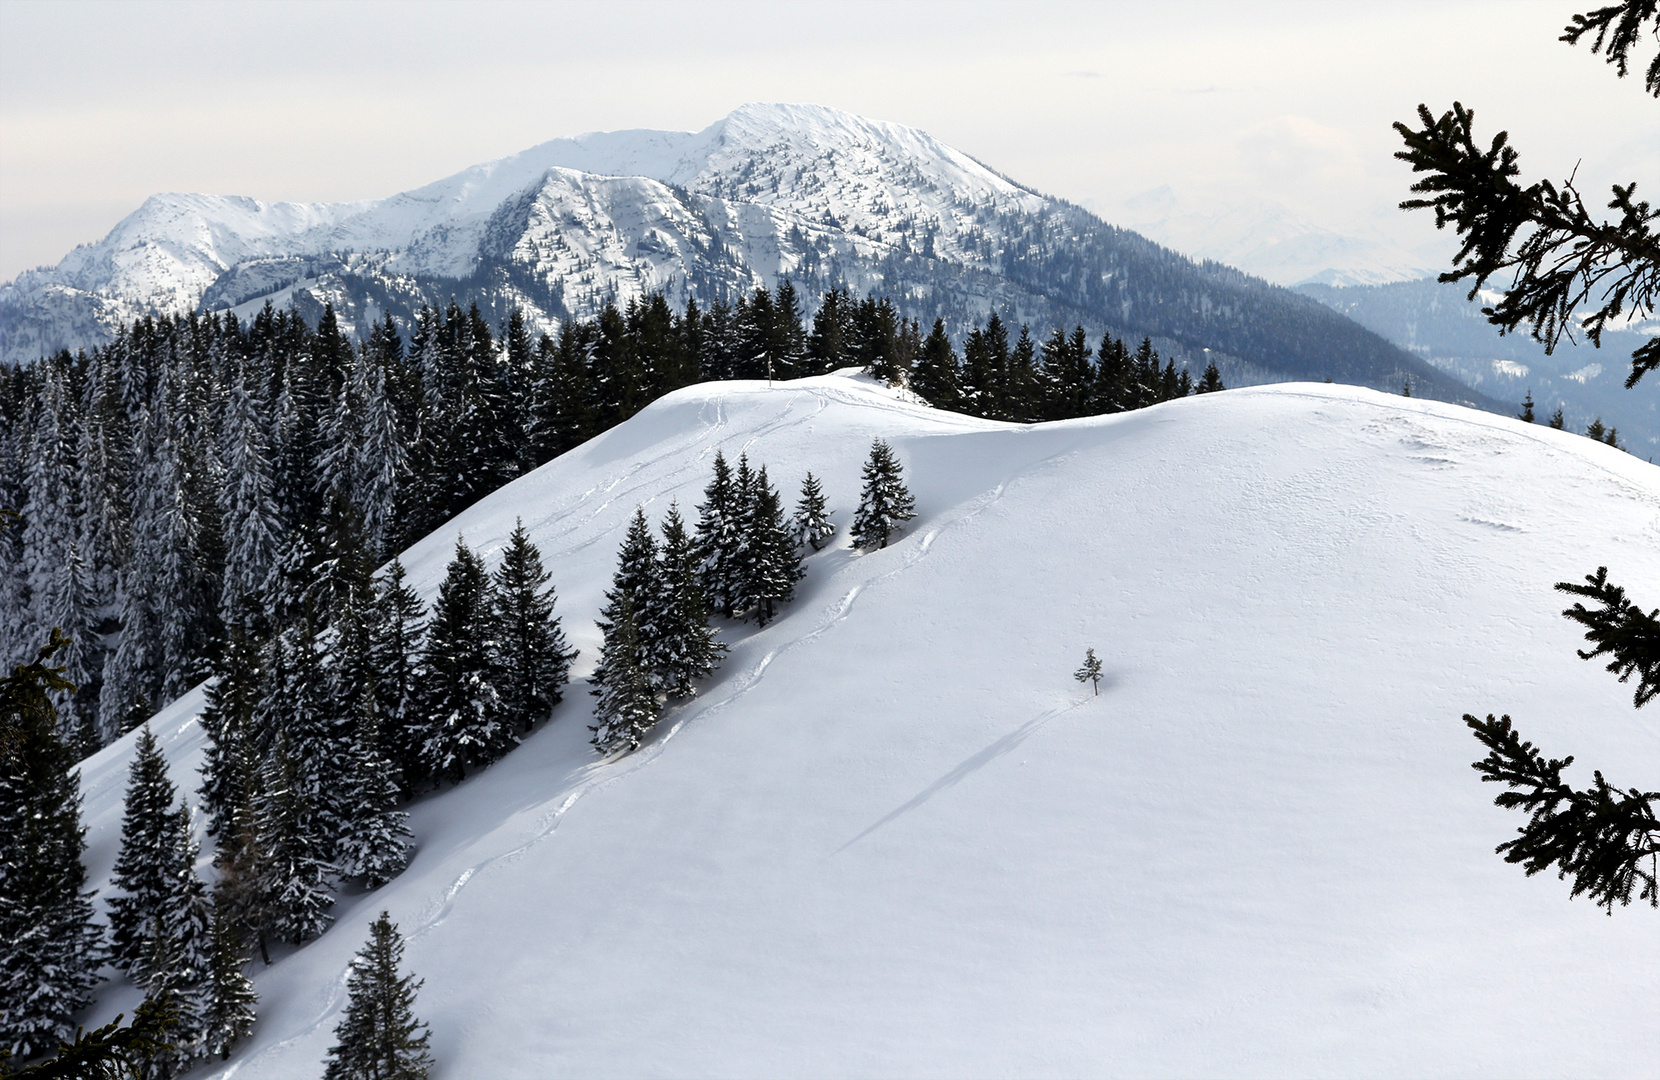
<box><xmin>1393</xmin><ymin>5</ymin><xmax>1659</xmax><ymax>390</ymax></box>
<box><xmin>1465</xmin><ymin>712</ymin><xmax>1658</xmax><ymax>911</ymax></box>
<box><xmin>1557</xmin><ymin>566</ymin><xmax>1660</xmax><ymax>709</ymax></box>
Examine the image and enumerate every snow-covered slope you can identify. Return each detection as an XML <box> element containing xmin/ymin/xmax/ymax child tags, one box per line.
<box><xmin>75</xmin><ymin>375</ymin><xmax>1658</xmax><ymax>1077</ymax></box>
<box><xmin>1297</xmin><ymin>277</ymin><xmax>1660</xmax><ymax>453</ymax></box>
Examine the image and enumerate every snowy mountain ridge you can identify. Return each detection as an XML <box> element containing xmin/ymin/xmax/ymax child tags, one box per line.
<box><xmin>0</xmin><ymin>104</ymin><xmax>1493</xmax><ymax>409</ymax></box>
<box><xmin>71</xmin><ymin>373</ymin><xmax>1659</xmax><ymax>1076</ymax></box>
<box><xmin>2</xmin><ymin>104</ymin><xmax>1041</xmax><ymax>354</ymax></box>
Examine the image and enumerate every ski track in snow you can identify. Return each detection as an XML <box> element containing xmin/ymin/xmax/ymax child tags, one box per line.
<box><xmin>226</xmin><ymin>409</ymin><xmax>1072</xmax><ymax>1074</ymax></box>
<box><xmin>835</xmin><ymin>697</ymin><xmax>1089</xmax><ymax>853</ymax></box>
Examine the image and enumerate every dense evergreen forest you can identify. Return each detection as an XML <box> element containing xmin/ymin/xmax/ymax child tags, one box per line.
<box><xmin>0</xmin><ymin>283</ymin><xmax>1213</xmax><ymax>749</ymax></box>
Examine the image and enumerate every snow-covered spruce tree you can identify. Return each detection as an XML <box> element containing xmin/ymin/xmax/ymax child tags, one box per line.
<box><xmin>108</xmin><ymin>725</ymin><xmax>179</xmax><ymax>972</ymax></box>
<box><xmin>0</xmin><ymin>631</ymin><xmax>105</xmax><ymax>1063</ymax></box>
<box><xmin>254</xmin><ymin>733</ymin><xmax>334</xmax><ymax>946</ymax></box>
<box><xmin>417</xmin><ymin>538</ymin><xmax>509</xmax><ymax>785</ymax></box>
<box><xmin>75</xmin><ymin>405</ymin><xmax>128</xmax><ymax>614</ymax></box>
<box><xmin>211</xmin><ymin>761</ymin><xmax>270</xmax><ymax>965</ymax></box>
<box><xmin>323</xmin><ymin>535</ymin><xmax>406</xmax><ymax>878</ymax></box>
<box><xmin>100</xmin><ymin>498</ymin><xmax>163</xmax><ymax>742</ymax></box>
<box><xmin>264</xmin><ymin>619</ymin><xmax>353</xmax><ymax>860</ymax></box>
<box><xmin>911</xmin><ymin>317</ymin><xmax>962</xmax><ymax>411</ymax></box>
<box><xmin>199</xmin><ymin>903</ymin><xmax>257</xmax><ymax>1061</ymax></box>
<box><xmin>323</xmin><ymin>912</ymin><xmax>434</xmax><ymax>1080</ymax></box>
<box><xmin>49</xmin><ymin>540</ymin><xmax>103</xmax><ymax>754</ymax></box>
<box><xmin>217</xmin><ymin>367</ymin><xmax>283</xmax><ymax>636</ymax></box>
<box><xmin>147</xmin><ymin>363</ymin><xmax>216</xmax><ymax>704</ymax></box>
<box><xmin>609</xmin><ymin>507</ymin><xmax>664</xmax><ymax>645</ymax></box>
<box><xmin>135</xmin><ymin>916</ymin><xmax>205</xmax><ymax>1077</ymax></box>
<box><xmin>309</xmin><ymin>495</ymin><xmax>377</xmax><ymax>640</ymax></box>
<box><xmin>130</xmin><ymin>800</ymin><xmax>214</xmax><ymax>1005</ymax></box>
<box><xmin>315</xmin><ymin>349</ymin><xmax>364</xmax><ymax>515</ymax></box>
<box><xmin>792</xmin><ymin>472</ymin><xmax>834</xmax><ymax>552</ymax></box>
<box><xmin>588</xmin><ymin>596</ymin><xmax>659</xmax><ymax>756</ymax></box>
<box><xmin>370</xmin><ymin>557</ymin><xmax>428</xmax><ymax>796</ymax></box>
<box><xmin>354</xmin><ymin>350</ymin><xmax>406</xmax><ymax>561</ymax></box>
<box><xmin>333</xmin><ymin>710</ymin><xmax>412</xmax><ymax>888</ymax></box>
<box><xmin>20</xmin><ymin>360</ymin><xmax>76</xmax><ymax>641</ymax></box>
<box><xmin>198</xmin><ymin>619</ymin><xmax>262</xmax><ymax>840</ymax></box>
<box><xmin>492</xmin><ymin>519</ymin><xmax>577</xmax><ymax>733</ymax></box>
<box><xmin>739</xmin><ymin>466</ymin><xmax>803</xmax><ymax>626</ymax></box>
<box><xmin>589</xmin><ymin>509</ymin><xmax>669</xmax><ymax>751</ymax></box>
<box><xmin>694</xmin><ymin>451</ymin><xmax>744</xmax><ymax>618</ymax></box>
<box><xmin>652</xmin><ymin>503</ymin><xmax>724</xmax><ymax>700</ymax></box>
<box><xmin>850</xmin><ymin>439</ymin><xmax>916</xmax><ymax>551</ymax></box>
<box><xmin>0</xmin><ymin>503</ymin><xmax>28</xmax><ymax>674</ymax></box>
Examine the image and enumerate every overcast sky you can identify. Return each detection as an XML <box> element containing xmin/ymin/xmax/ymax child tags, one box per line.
<box><xmin>1</xmin><ymin>0</ymin><xmax>1655</xmax><ymax>281</ymax></box>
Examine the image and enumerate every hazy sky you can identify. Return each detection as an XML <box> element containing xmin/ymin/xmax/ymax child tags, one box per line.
<box><xmin>1</xmin><ymin>0</ymin><xmax>1655</xmax><ymax>281</ymax></box>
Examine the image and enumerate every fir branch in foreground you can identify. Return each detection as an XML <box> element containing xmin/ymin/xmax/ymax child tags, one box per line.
<box><xmin>1560</xmin><ymin>0</ymin><xmax>1660</xmax><ymax>96</ymax></box>
<box><xmin>1392</xmin><ymin>102</ymin><xmax>1660</xmax><ymax>388</ymax></box>
<box><xmin>1465</xmin><ymin>713</ymin><xmax>1659</xmax><ymax>911</ymax></box>
<box><xmin>1556</xmin><ymin>567</ymin><xmax>1660</xmax><ymax>708</ymax></box>
<box><xmin>7</xmin><ymin>993</ymin><xmax>177</xmax><ymax>1079</ymax></box>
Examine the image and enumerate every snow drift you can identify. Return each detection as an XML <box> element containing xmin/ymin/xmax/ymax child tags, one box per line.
<box><xmin>75</xmin><ymin>375</ymin><xmax>1659</xmax><ymax>1077</ymax></box>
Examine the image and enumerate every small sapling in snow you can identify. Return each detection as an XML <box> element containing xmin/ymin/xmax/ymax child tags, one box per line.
<box><xmin>1074</xmin><ymin>648</ymin><xmax>1103</xmax><ymax>695</ymax></box>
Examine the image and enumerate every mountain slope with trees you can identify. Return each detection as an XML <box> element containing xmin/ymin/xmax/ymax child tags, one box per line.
<box><xmin>1</xmin><ymin>104</ymin><xmax>1497</xmax><ymax>410</ymax></box>
<box><xmin>59</xmin><ymin>372</ymin><xmax>1658</xmax><ymax>1077</ymax></box>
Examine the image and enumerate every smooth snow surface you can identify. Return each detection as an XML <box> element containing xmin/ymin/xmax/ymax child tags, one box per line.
<box><xmin>76</xmin><ymin>377</ymin><xmax>1660</xmax><ymax>1077</ymax></box>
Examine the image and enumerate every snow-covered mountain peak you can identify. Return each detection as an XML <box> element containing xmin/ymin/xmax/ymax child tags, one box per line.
<box><xmin>679</xmin><ymin>102</ymin><xmax>1042</xmax><ymax>211</ymax></box>
<box><xmin>0</xmin><ymin>102</ymin><xmax>1487</xmax><ymax>411</ymax></box>
<box><xmin>1</xmin><ymin>102</ymin><xmax>1068</xmax><ymax>364</ymax></box>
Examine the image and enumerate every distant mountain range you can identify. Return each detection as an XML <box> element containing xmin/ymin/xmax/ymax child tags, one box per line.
<box><xmin>0</xmin><ymin>103</ymin><xmax>1499</xmax><ymax>409</ymax></box>
<box><xmin>1111</xmin><ymin>186</ymin><xmax>1445</xmax><ymax>288</ymax></box>
<box><xmin>1297</xmin><ymin>278</ymin><xmax>1658</xmax><ymax>453</ymax></box>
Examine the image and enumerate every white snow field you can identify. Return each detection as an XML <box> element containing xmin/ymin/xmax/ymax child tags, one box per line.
<box><xmin>74</xmin><ymin>375</ymin><xmax>1659</xmax><ymax>1077</ymax></box>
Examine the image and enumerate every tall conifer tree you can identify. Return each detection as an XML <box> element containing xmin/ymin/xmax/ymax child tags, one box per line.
<box><xmin>694</xmin><ymin>451</ymin><xmax>743</xmax><ymax>619</ymax></box>
<box><xmin>199</xmin><ymin>906</ymin><xmax>257</xmax><ymax>1061</ymax></box>
<box><xmin>108</xmin><ymin>725</ymin><xmax>179</xmax><ymax>971</ymax></box>
<box><xmin>738</xmin><ymin>466</ymin><xmax>802</xmax><ymax>626</ymax></box>
<box><xmin>652</xmin><ymin>503</ymin><xmax>724</xmax><ymax>699</ymax></box>
<box><xmin>255</xmin><ymin>733</ymin><xmax>334</xmax><ymax>946</ymax></box>
<box><xmin>0</xmin><ymin>632</ymin><xmax>105</xmax><ymax>1062</ymax></box>
<box><xmin>851</xmin><ymin>439</ymin><xmax>917</xmax><ymax>551</ymax></box>
<box><xmin>370</xmin><ymin>558</ymin><xmax>427</xmax><ymax>795</ymax></box>
<box><xmin>492</xmin><ymin>521</ymin><xmax>576</xmax><ymax>732</ymax></box>
<box><xmin>911</xmin><ymin>318</ymin><xmax>962</xmax><ymax>410</ymax></box>
<box><xmin>417</xmin><ymin>539</ymin><xmax>508</xmax><ymax>784</ymax></box>
<box><xmin>588</xmin><ymin>597</ymin><xmax>658</xmax><ymax>757</ymax></box>
<box><xmin>323</xmin><ymin>913</ymin><xmax>433</xmax><ymax>1080</ymax></box>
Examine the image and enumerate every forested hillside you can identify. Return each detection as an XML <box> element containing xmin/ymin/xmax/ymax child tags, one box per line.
<box><xmin>0</xmin><ymin>284</ymin><xmax>1211</xmax><ymax>751</ymax></box>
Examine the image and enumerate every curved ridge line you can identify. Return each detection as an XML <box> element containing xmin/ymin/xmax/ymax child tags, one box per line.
<box><xmin>219</xmin><ymin>408</ymin><xmax>1067</xmax><ymax>1077</ymax></box>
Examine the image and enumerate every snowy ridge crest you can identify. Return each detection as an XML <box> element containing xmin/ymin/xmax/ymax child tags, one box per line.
<box><xmin>0</xmin><ymin>103</ymin><xmax>1046</xmax><ymax>362</ymax></box>
<box><xmin>68</xmin><ymin>376</ymin><xmax>1660</xmax><ymax>1076</ymax></box>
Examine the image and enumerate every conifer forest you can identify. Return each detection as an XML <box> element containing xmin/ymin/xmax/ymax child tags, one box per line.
<box><xmin>0</xmin><ymin>284</ymin><xmax>1213</xmax><ymax>752</ymax></box>
<box><xmin>0</xmin><ymin>281</ymin><xmax>1214</xmax><ymax>1069</ymax></box>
